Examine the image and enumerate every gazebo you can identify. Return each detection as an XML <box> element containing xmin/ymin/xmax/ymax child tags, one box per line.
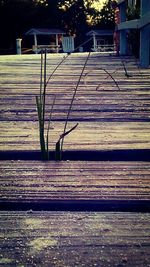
<box><xmin>86</xmin><ymin>30</ymin><xmax>114</xmax><ymax>52</ymax></box>
<box><xmin>25</xmin><ymin>28</ymin><xmax>66</xmax><ymax>53</ymax></box>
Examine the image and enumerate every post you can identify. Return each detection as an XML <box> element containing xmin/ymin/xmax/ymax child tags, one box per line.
<box><xmin>119</xmin><ymin>0</ymin><xmax>128</xmax><ymax>55</ymax></box>
<box><xmin>93</xmin><ymin>33</ymin><xmax>96</xmax><ymax>51</ymax></box>
<box><xmin>113</xmin><ymin>2</ymin><xmax>120</xmax><ymax>56</ymax></box>
<box><xmin>140</xmin><ymin>25</ymin><xmax>150</xmax><ymax>68</ymax></box>
<box><xmin>120</xmin><ymin>30</ymin><xmax>128</xmax><ymax>55</ymax></box>
<box><xmin>16</xmin><ymin>38</ymin><xmax>22</xmax><ymax>55</ymax></box>
<box><xmin>139</xmin><ymin>0</ymin><xmax>150</xmax><ymax>67</ymax></box>
<box><xmin>34</xmin><ymin>34</ymin><xmax>38</xmax><ymax>54</ymax></box>
<box><xmin>56</xmin><ymin>34</ymin><xmax>59</xmax><ymax>53</ymax></box>
<box><xmin>119</xmin><ymin>0</ymin><xmax>126</xmax><ymax>22</ymax></box>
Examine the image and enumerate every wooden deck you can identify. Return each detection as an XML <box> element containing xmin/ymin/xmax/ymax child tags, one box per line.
<box><xmin>0</xmin><ymin>52</ymin><xmax>150</xmax><ymax>266</ymax></box>
<box><xmin>1</xmin><ymin>121</ymin><xmax>150</xmax><ymax>151</ymax></box>
<box><xmin>0</xmin><ymin>53</ymin><xmax>150</xmax><ymax>152</ymax></box>
<box><xmin>0</xmin><ymin>211</ymin><xmax>150</xmax><ymax>267</ymax></box>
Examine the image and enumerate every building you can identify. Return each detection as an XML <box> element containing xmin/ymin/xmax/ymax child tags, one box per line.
<box><xmin>117</xmin><ymin>0</ymin><xmax>150</xmax><ymax>68</ymax></box>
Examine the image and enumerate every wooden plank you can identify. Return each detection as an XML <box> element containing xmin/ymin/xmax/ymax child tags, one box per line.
<box><xmin>0</xmin><ymin>161</ymin><xmax>150</xmax><ymax>202</ymax></box>
<box><xmin>0</xmin><ymin>92</ymin><xmax>150</xmax><ymax>121</ymax></box>
<box><xmin>0</xmin><ymin>121</ymin><xmax>150</xmax><ymax>151</ymax></box>
<box><xmin>0</xmin><ymin>211</ymin><xmax>150</xmax><ymax>266</ymax></box>
<box><xmin>0</xmin><ymin>54</ymin><xmax>149</xmax><ymax>94</ymax></box>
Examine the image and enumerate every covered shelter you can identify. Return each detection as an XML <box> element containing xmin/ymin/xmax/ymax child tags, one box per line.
<box><xmin>25</xmin><ymin>28</ymin><xmax>66</xmax><ymax>53</ymax></box>
<box><xmin>86</xmin><ymin>30</ymin><xmax>114</xmax><ymax>52</ymax></box>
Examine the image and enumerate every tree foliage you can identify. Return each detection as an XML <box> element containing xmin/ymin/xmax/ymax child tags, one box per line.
<box><xmin>0</xmin><ymin>0</ymin><xmax>116</xmax><ymax>53</ymax></box>
<box><xmin>94</xmin><ymin>0</ymin><xmax>115</xmax><ymax>29</ymax></box>
<box><xmin>0</xmin><ymin>1</ymin><xmax>35</xmax><ymax>51</ymax></box>
<box><xmin>58</xmin><ymin>0</ymin><xmax>88</xmax><ymax>45</ymax></box>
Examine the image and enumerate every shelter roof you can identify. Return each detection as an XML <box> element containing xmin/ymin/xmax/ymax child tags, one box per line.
<box><xmin>86</xmin><ymin>30</ymin><xmax>114</xmax><ymax>36</ymax></box>
<box><xmin>25</xmin><ymin>28</ymin><xmax>65</xmax><ymax>35</ymax></box>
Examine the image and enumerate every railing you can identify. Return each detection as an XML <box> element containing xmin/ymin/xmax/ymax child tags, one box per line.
<box><xmin>32</xmin><ymin>45</ymin><xmax>61</xmax><ymax>53</ymax></box>
<box><xmin>92</xmin><ymin>45</ymin><xmax>115</xmax><ymax>52</ymax></box>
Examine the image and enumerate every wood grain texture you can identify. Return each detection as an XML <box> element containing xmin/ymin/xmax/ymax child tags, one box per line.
<box><xmin>0</xmin><ymin>53</ymin><xmax>150</xmax><ymax>152</ymax></box>
<box><xmin>0</xmin><ymin>53</ymin><xmax>150</xmax><ymax>122</ymax></box>
<box><xmin>0</xmin><ymin>211</ymin><xmax>150</xmax><ymax>267</ymax></box>
<box><xmin>0</xmin><ymin>53</ymin><xmax>150</xmax><ymax>266</ymax></box>
<box><xmin>0</xmin><ymin>121</ymin><xmax>150</xmax><ymax>151</ymax></box>
<box><xmin>0</xmin><ymin>161</ymin><xmax>150</xmax><ymax>201</ymax></box>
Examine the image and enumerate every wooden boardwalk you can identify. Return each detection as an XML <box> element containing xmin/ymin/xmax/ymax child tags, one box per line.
<box><xmin>0</xmin><ymin>211</ymin><xmax>150</xmax><ymax>267</ymax></box>
<box><xmin>0</xmin><ymin>52</ymin><xmax>150</xmax><ymax>266</ymax></box>
<box><xmin>0</xmin><ymin>53</ymin><xmax>150</xmax><ymax>151</ymax></box>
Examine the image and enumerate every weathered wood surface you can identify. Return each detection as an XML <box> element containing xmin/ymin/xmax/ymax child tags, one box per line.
<box><xmin>0</xmin><ymin>53</ymin><xmax>150</xmax><ymax>122</ymax></box>
<box><xmin>0</xmin><ymin>211</ymin><xmax>150</xmax><ymax>267</ymax></box>
<box><xmin>0</xmin><ymin>161</ymin><xmax>150</xmax><ymax>202</ymax></box>
<box><xmin>1</xmin><ymin>121</ymin><xmax>150</xmax><ymax>151</ymax></box>
<box><xmin>0</xmin><ymin>53</ymin><xmax>150</xmax><ymax>266</ymax></box>
<box><xmin>0</xmin><ymin>53</ymin><xmax>150</xmax><ymax>151</ymax></box>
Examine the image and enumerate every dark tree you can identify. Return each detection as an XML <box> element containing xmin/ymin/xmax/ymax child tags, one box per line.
<box><xmin>58</xmin><ymin>0</ymin><xmax>88</xmax><ymax>46</ymax></box>
<box><xmin>0</xmin><ymin>0</ymin><xmax>64</xmax><ymax>53</ymax></box>
<box><xmin>95</xmin><ymin>0</ymin><xmax>115</xmax><ymax>29</ymax></box>
<box><xmin>37</xmin><ymin>0</ymin><xmax>63</xmax><ymax>28</ymax></box>
<box><xmin>0</xmin><ymin>0</ymin><xmax>116</xmax><ymax>53</ymax></box>
<box><xmin>0</xmin><ymin>0</ymin><xmax>38</xmax><ymax>53</ymax></box>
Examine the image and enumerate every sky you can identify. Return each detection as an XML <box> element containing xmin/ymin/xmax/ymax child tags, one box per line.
<box><xmin>91</xmin><ymin>0</ymin><xmax>106</xmax><ymax>10</ymax></box>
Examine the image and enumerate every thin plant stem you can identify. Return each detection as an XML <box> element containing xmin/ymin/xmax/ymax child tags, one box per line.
<box><xmin>46</xmin><ymin>95</ymin><xmax>56</xmax><ymax>160</ymax></box>
<box><xmin>84</xmin><ymin>67</ymin><xmax>120</xmax><ymax>91</ymax></box>
<box><xmin>55</xmin><ymin>123</ymin><xmax>78</xmax><ymax>161</ymax></box>
<box><xmin>36</xmin><ymin>50</ymin><xmax>48</xmax><ymax>160</ymax></box>
<box><xmin>40</xmin><ymin>50</ymin><xmax>43</xmax><ymax>105</ymax></box>
<box><xmin>46</xmin><ymin>54</ymin><xmax>69</xmax><ymax>86</ymax></box>
<box><xmin>99</xmin><ymin>68</ymin><xmax>120</xmax><ymax>91</ymax></box>
<box><xmin>37</xmin><ymin>50</ymin><xmax>68</xmax><ymax>160</ymax></box>
<box><xmin>121</xmin><ymin>59</ymin><xmax>132</xmax><ymax>78</ymax></box>
<box><xmin>73</xmin><ymin>37</ymin><xmax>93</xmax><ymax>52</ymax></box>
<box><xmin>42</xmin><ymin>50</ymin><xmax>47</xmax><ymax>124</ymax></box>
<box><xmin>36</xmin><ymin>38</ymin><xmax>93</xmax><ymax>160</ymax></box>
<box><xmin>36</xmin><ymin>95</ymin><xmax>46</xmax><ymax>159</ymax></box>
<box><xmin>45</xmin><ymin>37</ymin><xmax>93</xmax><ymax>87</ymax></box>
<box><xmin>61</xmin><ymin>52</ymin><xmax>91</xmax><ymax>151</ymax></box>
<box><xmin>60</xmin><ymin>123</ymin><xmax>78</xmax><ymax>140</ymax></box>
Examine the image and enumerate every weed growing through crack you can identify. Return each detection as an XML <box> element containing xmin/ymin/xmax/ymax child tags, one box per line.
<box><xmin>60</xmin><ymin>52</ymin><xmax>91</xmax><ymax>152</ymax></box>
<box><xmin>36</xmin><ymin>51</ymin><xmax>46</xmax><ymax>160</ymax></box>
<box><xmin>55</xmin><ymin>123</ymin><xmax>78</xmax><ymax>160</ymax></box>
<box><xmin>121</xmin><ymin>59</ymin><xmax>132</xmax><ymax>78</ymax></box>
<box><xmin>36</xmin><ymin>49</ymin><xmax>81</xmax><ymax>160</ymax></box>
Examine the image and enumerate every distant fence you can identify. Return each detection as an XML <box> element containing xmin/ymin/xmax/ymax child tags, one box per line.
<box><xmin>92</xmin><ymin>45</ymin><xmax>115</xmax><ymax>52</ymax></box>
